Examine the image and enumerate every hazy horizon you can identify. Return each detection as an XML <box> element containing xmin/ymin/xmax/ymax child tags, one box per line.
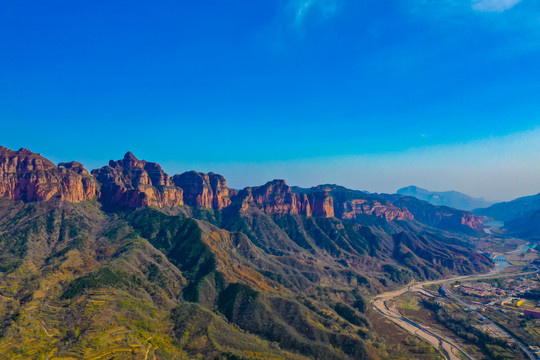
<box><xmin>5</xmin><ymin>126</ymin><xmax>540</xmax><ymax>202</ymax></box>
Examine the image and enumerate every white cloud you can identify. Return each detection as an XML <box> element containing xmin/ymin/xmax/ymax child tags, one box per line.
<box><xmin>290</xmin><ymin>0</ymin><xmax>340</xmax><ymax>26</ymax></box>
<box><xmin>472</xmin><ymin>0</ymin><xmax>522</xmax><ymax>12</ymax></box>
<box><xmin>407</xmin><ymin>0</ymin><xmax>525</xmax><ymax>16</ymax></box>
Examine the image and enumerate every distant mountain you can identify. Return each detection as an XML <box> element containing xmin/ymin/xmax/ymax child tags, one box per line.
<box><xmin>474</xmin><ymin>192</ymin><xmax>540</xmax><ymax>240</ymax></box>
<box><xmin>505</xmin><ymin>210</ymin><xmax>540</xmax><ymax>240</ymax></box>
<box><xmin>397</xmin><ymin>185</ymin><xmax>493</xmax><ymax>211</ymax></box>
<box><xmin>297</xmin><ymin>184</ymin><xmax>485</xmax><ymax>234</ymax></box>
<box><xmin>474</xmin><ymin>192</ymin><xmax>540</xmax><ymax>222</ymax></box>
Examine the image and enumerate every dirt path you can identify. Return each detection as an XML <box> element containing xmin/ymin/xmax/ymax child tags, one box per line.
<box><xmin>143</xmin><ymin>337</ymin><xmax>153</xmax><ymax>360</ymax></box>
<box><xmin>143</xmin><ymin>344</ymin><xmax>151</xmax><ymax>360</ymax></box>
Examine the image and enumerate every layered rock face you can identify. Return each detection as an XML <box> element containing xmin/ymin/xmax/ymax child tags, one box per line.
<box><xmin>173</xmin><ymin>171</ymin><xmax>236</xmax><ymax>210</ymax></box>
<box><xmin>92</xmin><ymin>152</ymin><xmax>183</xmax><ymax>209</ymax></box>
<box><xmin>58</xmin><ymin>161</ymin><xmax>88</xmax><ymax>175</ymax></box>
<box><xmin>0</xmin><ymin>147</ymin><xmax>97</xmax><ymax>202</ymax></box>
<box><xmin>339</xmin><ymin>198</ymin><xmax>413</xmax><ymax>221</ymax></box>
<box><xmin>309</xmin><ymin>190</ymin><xmax>335</xmax><ymax>217</ymax></box>
<box><xmin>305</xmin><ymin>185</ymin><xmax>411</xmax><ymax>222</ymax></box>
<box><xmin>390</xmin><ymin>196</ymin><xmax>484</xmax><ymax>232</ymax></box>
<box><xmin>301</xmin><ymin>185</ymin><xmax>484</xmax><ymax>231</ymax></box>
<box><xmin>238</xmin><ymin>180</ymin><xmax>334</xmax><ymax>217</ymax></box>
<box><xmin>0</xmin><ymin>146</ymin><xmax>484</xmax><ymax>232</ymax></box>
<box><xmin>459</xmin><ymin>212</ymin><xmax>484</xmax><ymax>230</ymax></box>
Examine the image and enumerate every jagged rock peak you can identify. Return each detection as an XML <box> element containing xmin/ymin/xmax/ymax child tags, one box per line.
<box><xmin>120</xmin><ymin>151</ymin><xmax>144</xmax><ymax>168</ymax></box>
<box><xmin>124</xmin><ymin>151</ymin><xmax>137</xmax><ymax>160</ymax></box>
<box><xmin>252</xmin><ymin>179</ymin><xmax>291</xmax><ymax>194</ymax></box>
<box><xmin>92</xmin><ymin>152</ymin><xmax>183</xmax><ymax>209</ymax></box>
<box><xmin>0</xmin><ymin>146</ymin><xmax>97</xmax><ymax>202</ymax></box>
<box><xmin>0</xmin><ymin>146</ymin><xmax>56</xmax><ymax>173</ymax></box>
<box><xmin>101</xmin><ymin>152</ymin><xmax>173</xmax><ymax>187</ymax></box>
<box><xmin>58</xmin><ymin>161</ymin><xmax>88</xmax><ymax>175</ymax></box>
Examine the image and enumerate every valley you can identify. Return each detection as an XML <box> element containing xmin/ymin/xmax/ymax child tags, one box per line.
<box><xmin>0</xmin><ymin>146</ymin><xmax>538</xmax><ymax>359</ymax></box>
<box><xmin>372</xmin><ymin>242</ymin><xmax>540</xmax><ymax>360</ymax></box>
<box><xmin>3</xmin><ymin>1</ymin><xmax>539</xmax><ymax>358</ymax></box>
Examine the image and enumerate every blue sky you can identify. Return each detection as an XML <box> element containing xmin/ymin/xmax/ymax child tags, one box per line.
<box><xmin>1</xmin><ymin>0</ymin><xmax>539</xmax><ymax>200</ymax></box>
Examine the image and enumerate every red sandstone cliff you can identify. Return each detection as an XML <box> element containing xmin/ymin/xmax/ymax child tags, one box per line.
<box><xmin>389</xmin><ymin>195</ymin><xmax>484</xmax><ymax>232</ymax></box>
<box><xmin>459</xmin><ymin>212</ymin><xmax>484</xmax><ymax>230</ymax></box>
<box><xmin>300</xmin><ymin>185</ymin><xmax>412</xmax><ymax>221</ymax></box>
<box><xmin>0</xmin><ymin>147</ymin><xmax>484</xmax><ymax>232</ymax></box>
<box><xmin>308</xmin><ymin>190</ymin><xmax>335</xmax><ymax>217</ymax></box>
<box><xmin>173</xmin><ymin>171</ymin><xmax>236</xmax><ymax>210</ymax></box>
<box><xmin>91</xmin><ymin>152</ymin><xmax>183</xmax><ymax>209</ymax></box>
<box><xmin>339</xmin><ymin>198</ymin><xmax>413</xmax><ymax>221</ymax></box>
<box><xmin>237</xmin><ymin>180</ymin><xmax>334</xmax><ymax>218</ymax></box>
<box><xmin>305</xmin><ymin>185</ymin><xmax>482</xmax><ymax>231</ymax></box>
<box><xmin>0</xmin><ymin>147</ymin><xmax>97</xmax><ymax>202</ymax></box>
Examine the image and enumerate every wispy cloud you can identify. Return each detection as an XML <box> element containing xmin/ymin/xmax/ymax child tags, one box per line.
<box><xmin>408</xmin><ymin>0</ymin><xmax>524</xmax><ymax>15</ymax></box>
<box><xmin>295</xmin><ymin>1</ymin><xmax>313</xmax><ymax>24</ymax></box>
<box><xmin>472</xmin><ymin>0</ymin><xmax>522</xmax><ymax>12</ymax></box>
<box><xmin>289</xmin><ymin>0</ymin><xmax>340</xmax><ymax>27</ymax></box>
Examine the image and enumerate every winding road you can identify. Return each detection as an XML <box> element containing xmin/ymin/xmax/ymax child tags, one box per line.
<box><xmin>371</xmin><ymin>244</ymin><xmax>539</xmax><ymax>360</ymax></box>
<box><xmin>372</xmin><ymin>276</ymin><xmax>474</xmax><ymax>360</ymax></box>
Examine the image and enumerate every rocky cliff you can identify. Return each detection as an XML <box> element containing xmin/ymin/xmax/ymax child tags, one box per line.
<box><xmin>0</xmin><ymin>147</ymin><xmax>97</xmax><ymax>202</ymax></box>
<box><xmin>339</xmin><ymin>198</ymin><xmax>414</xmax><ymax>221</ymax></box>
<box><xmin>0</xmin><ymin>146</ymin><xmax>483</xmax><ymax>232</ymax></box>
<box><xmin>296</xmin><ymin>185</ymin><xmax>483</xmax><ymax>232</ymax></box>
<box><xmin>299</xmin><ymin>185</ymin><xmax>412</xmax><ymax>222</ymax></box>
<box><xmin>308</xmin><ymin>189</ymin><xmax>335</xmax><ymax>217</ymax></box>
<box><xmin>173</xmin><ymin>171</ymin><xmax>236</xmax><ymax>210</ymax></box>
<box><xmin>237</xmin><ymin>180</ymin><xmax>334</xmax><ymax>217</ymax></box>
<box><xmin>389</xmin><ymin>195</ymin><xmax>484</xmax><ymax>232</ymax></box>
<box><xmin>92</xmin><ymin>152</ymin><xmax>183</xmax><ymax>209</ymax></box>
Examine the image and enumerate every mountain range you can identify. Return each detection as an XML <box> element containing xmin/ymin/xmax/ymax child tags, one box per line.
<box><xmin>395</xmin><ymin>184</ymin><xmax>540</xmax><ymax>240</ymax></box>
<box><xmin>0</xmin><ymin>146</ymin><xmax>493</xmax><ymax>359</ymax></box>
<box><xmin>397</xmin><ymin>185</ymin><xmax>493</xmax><ymax>211</ymax></box>
<box><xmin>474</xmin><ymin>192</ymin><xmax>540</xmax><ymax>240</ymax></box>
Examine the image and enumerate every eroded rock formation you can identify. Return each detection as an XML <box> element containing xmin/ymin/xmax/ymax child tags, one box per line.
<box><xmin>237</xmin><ymin>180</ymin><xmax>334</xmax><ymax>217</ymax></box>
<box><xmin>173</xmin><ymin>171</ymin><xmax>236</xmax><ymax>210</ymax></box>
<box><xmin>0</xmin><ymin>146</ymin><xmax>484</xmax><ymax>232</ymax></box>
<box><xmin>0</xmin><ymin>147</ymin><xmax>97</xmax><ymax>202</ymax></box>
<box><xmin>92</xmin><ymin>152</ymin><xmax>183</xmax><ymax>209</ymax></box>
<box><xmin>339</xmin><ymin>198</ymin><xmax>413</xmax><ymax>221</ymax></box>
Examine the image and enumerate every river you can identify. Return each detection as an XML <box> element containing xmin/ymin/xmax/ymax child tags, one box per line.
<box><xmin>372</xmin><ymin>242</ymin><xmax>538</xmax><ymax>360</ymax></box>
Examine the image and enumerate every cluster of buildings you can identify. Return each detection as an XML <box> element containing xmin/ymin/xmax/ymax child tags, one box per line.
<box><xmin>501</xmin><ymin>298</ymin><xmax>525</xmax><ymax>307</ymax></box>
<box><xmin>458</xmin><ymin>282</ymin><xmax>505</xmax><ymax>298</ymax></box>
<box><xmin>524</xmin><ymin>309</ymin><xmax>540</xmax><ymax>319</ymax></box>
<box><xmin>456</xmin><ymin>279</ymin><xmax>540</xmax><ymax>320</ymax></box>
<box><xmin>459</xmin><ymin>279</ymin><xmax>537</xmax><ymax>299</ymax></box>
<box><xmin>508</xmin><ymin>278</ymin><xmax>537</xmax><ymax>295</ymax></box>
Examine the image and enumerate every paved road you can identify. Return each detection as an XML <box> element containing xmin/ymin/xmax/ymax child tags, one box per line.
<box><xmin>371</xmin><ymin>261</ymin><xmax>539</xmax><ymax>360</ymax></box>
<box><xmin>372</xmin><ymin>276</ymin><xmax>474</xmax><ymax>360</ymax></box>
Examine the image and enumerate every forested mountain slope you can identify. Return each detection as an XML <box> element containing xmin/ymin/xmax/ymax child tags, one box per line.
<box><xmin>0</xmin><ymin>147</ymin><xmax>492</xmax><ymax>359</ymax></box>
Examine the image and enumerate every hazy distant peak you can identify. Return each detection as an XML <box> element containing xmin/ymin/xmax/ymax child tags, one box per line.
<box><xmin>397</xmin><ymin>185</ymin><xmax>493</xmax><ymax>211</ymax></box>
<box><xmin>399</xmin><ymin>185</ymin><xmax>428</xmax><ymax>194</ymax></box>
